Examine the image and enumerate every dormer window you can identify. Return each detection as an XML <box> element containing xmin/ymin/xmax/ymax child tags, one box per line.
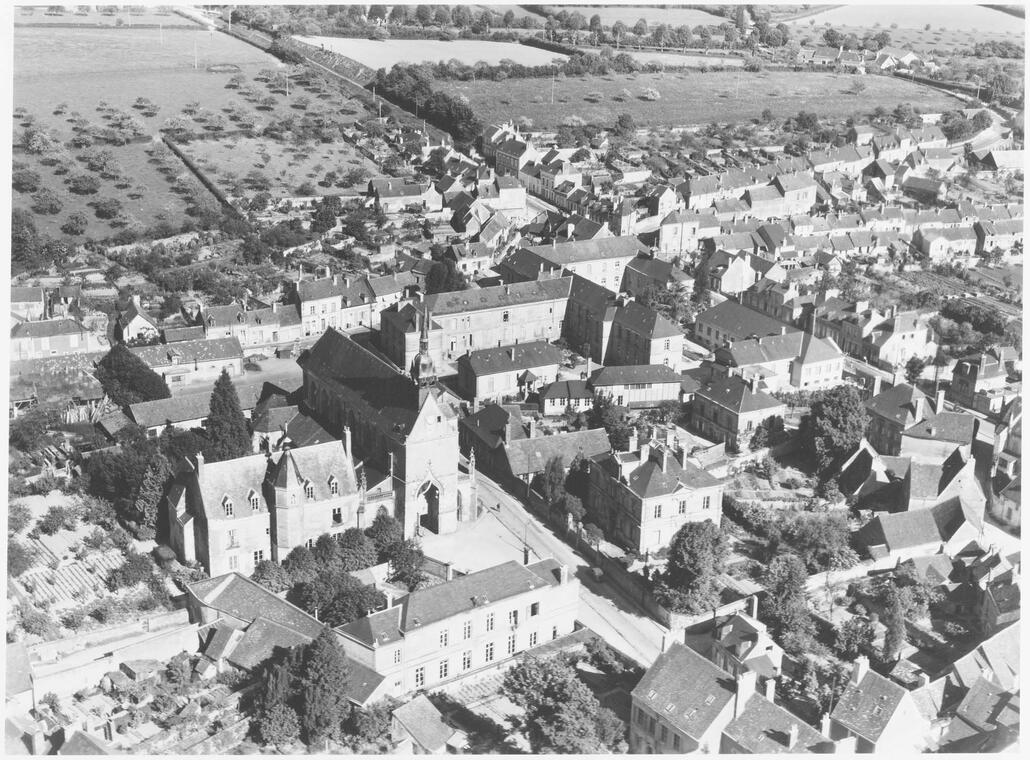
<box><xmin>328</xmin><ymin>476</ymin><xmax>339</xmax><ymax>496</ymax></box>
<box><xmin>222</xmin><ymin>496</ymin><xmax>234</xmax><ymax>517</ymax></box>
<box><xmin>248</xmin><ymin>490</ymin><xmax>260</xmax><ymax>511</ymax></box>
<box><xmin>304</xmin><ymin>481</ymin><xmax>315</xmax><ymax>500</ymax></box>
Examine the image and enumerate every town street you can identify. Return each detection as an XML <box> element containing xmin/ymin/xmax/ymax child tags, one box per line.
<box><xmin>475</xmin><ymin>475</ymin><xmax>668</xmax><ymax>667</ymax></box>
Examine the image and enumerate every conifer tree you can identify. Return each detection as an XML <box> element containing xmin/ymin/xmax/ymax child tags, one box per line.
<box><xmin>96</xmin><ymin>343</ymin><xmax>170</xmax><ymax>406</ymax></box>
<box><xmin>134</xmin><ymin>451</ymin><xmax>171</xmax><ymax>528</ymax></box>
<box><xmin>300</xmin><ymin>629</ymin><xmax>350</xmax><ymax>746</ymax></box>
<box><xmin>203</xmin><ymin>369</ymin><xmax>251</xmax><ymax>462</ymax></box>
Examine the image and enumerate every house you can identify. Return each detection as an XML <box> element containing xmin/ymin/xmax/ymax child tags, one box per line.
<box><xmin>707</xmin><ymin>610</ymin><xmax>784</xmax><ymax>683</ymax></box>
<box><xmin>904</xmin><ymin>448</ymin><xmax>982</xmax><ymax>511</ymax></box>
<box><xmin>198</xmin><ymin>300</ymin><xmax>302</xmax><ymax>349</ymax></box>
<box><xmin>854</xmin><ymin>495</ymin><xmax>984</xmax><ymax>562</ymax></box>
<box><xmin>657</xmin><ymin>209</ymin><xmax>720</xmax><ymax>254</ymax></box>
<box><xmin>456</xmin><ymin>340</ymin><xmax>564</xmax><ymax>403</ymax></box>
<box><xmin>186</xmin><ymin>572</ymin><xmax>387</xmax><ymax>705</ymax></box>
<box><xmin>622</xmin><ymin>256</ymin><xmax>692</xmax><ymax>298</ymax></box>
<box><xmin>11</xmin><ymin>286</ymin><xmax>47</xmax><ymax>321</ymax></box>
<box><xmin>864</xmin><ymin>384</ymin><xmax>975</xmax><ymax>457</ymax></box>
<box><xmin>693</xmin><ymin>300</ymin><xmax>797</xmax><ymax>350</ymax></box>
<box><xmin>980</xmin><ymin>149</ymin><xmax>1024</xmax><ymax>174</ymax></box>
<box><xmin>589</xmin><ymin>364</ymin><xmax>685</xmax><ymax>408</ymax></box>
<box><xmin>862</xmin><ymin>311</ymin><xmax>938</xmax><ymax>371</ymax></box>
<box><xmin>536</xmin><ymin>378</ymin><xmax>593</xmax><ymax>417</ymax></box>
<box><xmin>370</xmin><ymin>178</ymin><xmax>443</xmax><ymax>213</ymax></box>
<box><xmin>294</xmin><ymin>271</ymin><xmax>416</xmax><ymax>338</ymax></box>
<box><xmin>701</xmin><ymin>250</ymin><xmax>764</xmax><ymax>298</ymax></box>
<box><xmin>901</xmin><ymin>175</ymin><xmax>945</xmax><ymax>204</ymax></box>
<box><xmin>744</xmin><ymin>185</ymin><xmax>786</xmax><ymax>220</ymax></box>
<box><xmin>772</xmin><ymin>174</ymin><xmax>818</xmax><ymax>215</ymax></box>
<box><xmin>713</xmin><ymin>331</ymin><xmax>844</xmax><ymax>393</ymax></box>
<box><xmin>129</xmin><ymin>337</ymin><xmax>244</xmax><ymax>389</ymax></box>
<box><xmin>522</xmin><ymin>236</ymin><xmax>648</xmax><ymax>290</ymax></box>
<box><xmin>586</xmin><ymin>436</ymin><xmax>723</xmax><ymax>555</ymax></box>
<box><xmin>335</xmin><ymin>559</ymin><xmax>579</xmax><ymax>699</ymax></box>
<box><xmin>991</xmin><ymin>395</ymin><xmax>1021</xmax><ymax>482</ymax></box>
<box><xmin>937</xmin><ymin>675</ymin><xmax>1019</xmax><ymax>752</ymax></box>
<box><xmin>974</xmin><ymin>218</ymin><xmax>1023</xmax><ymax>255</ymax></box>
<box><xmin>827</xmin><ymin>656</ymin><xmax>930</xmax><ymax>753</ymax></box>
<box><xmin>126</xmin><ymin>381</ymin><xmax>267</xmax><ymax>436</ymax></box>
<box><xmin>948</xmin><ymin>347</ymin><xmax>1018</xmax><ymax>410</ymax></box>
<box><xmin>838</xmin><ymin>439</ymin><xmax>911</xmax><ymax>509</ymax></box>
<box><xmin>690</xmin><ymin>376</ymin><xmax>787</xmax><ymax>451</ymax></box>
<box><xmin>11</xmin><ymin>318</ymin><xmax>106</xmax><ymax>361</ymax></box>
<box><xmin>912</xmin><ymin>227</ymin><xmax>979</xmax><ymax>264</ymax></box>
<box><xmin>108</xmin><ymin>294</ymin><xmax>159</xmax><ymax>344</ymax></box>
<box><xmin>391</xmin><ymin>695</ymin><xmax>460</xmax><ymax>754</ymax></box>
<box><xmin>166</xmin><ymin>440</ymin><xmax>372</xmax><ymax>577</ymax></box>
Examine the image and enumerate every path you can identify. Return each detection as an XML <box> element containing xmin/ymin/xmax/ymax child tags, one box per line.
<box><xmin>475</xmin><ymin>475</ymin><xmax>667</xmax><ymax>667</ymax></box>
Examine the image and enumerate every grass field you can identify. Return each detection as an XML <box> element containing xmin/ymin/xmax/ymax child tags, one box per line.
<box><xmin>181</xmin><ymin>135</ymin><xmax>379</xmax><ymax>200</ymax></box>
<box><xmin>440</xmin><ymin>69</ymin><xmax>964</xmax><ymax>129</ymax></box>
<box><xmin>295</xmin><ymin>36</ymin><xmax>568</xmax><ymax>68</ymax></box>
<box><xmin>620</xmin><ymin>50</ymin><xmax>745</xmax><ymax>68</ymax></box>
<box><xmin>786</xmin><ymin>4</ymin><xmax>1023</xmax><ymax>50</ymax></box>
<box><xmin>14</xmin><ymin>26</ymin><xmax>368</xmax><ymax>240</ymax></box>
<box><xmin>14</xmin><ymin>5</ymin><xmax>194</xmax><ymax>27</ymax></box>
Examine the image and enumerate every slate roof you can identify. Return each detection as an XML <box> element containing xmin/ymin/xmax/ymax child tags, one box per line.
<box><xmin>831</xmin><ymin>670</ymin><xmax>909</xmax><ymax>742</ymax></box>
<box><xmin>182</xmin><ymin>452</ymin><xmax>273</xmax><ymax>522</ymax></box>
<box><xmin>609</xmin><ymin>445</ymin><xmax>722</xmax><ymax>498</ymax></box>
<box><xmin>539</xmin><ymin>379</ymin><xmax>592</xmax><ymax>401</ymax></box>
<box><xmin>625</xmin><ymin>256</ymin><xmax>691</xmax><ymax>285</ymax></box>
<box><xmin>392</xmin><ymin>695</ymin><xmax>456</xmax><ymax>753</ymax></box>
<box><xmin>423</xmin><ymin>277</ymin><xmax>572</xmax><ymax>316</ymax></box>
<box><xmin>130</xmin><ymin>337</ymin><xmax>243</xmax><ymax>367</ymax></box>
<box><xmin>717</xmin><ymin>332</ymin><xmax>841</xmax><ymax>367</ymax></box>
<box><xmin>857</xmin><ymin>495</ymin><xmax>982</xmax><ymax>553</ymax></box>
<box><xmin>723</xmin><ymin>694</ymin><xmax>832</xmax><ymax>753</ymax></box>
<box><xmin>11</xmin><ymin>318</ymin><xmax>92</xmax><ymax>339</ymax></box>
<box><xmin>57</xmin><ymin>730</ymin><xmax>120</xmax><ymax>755</ymax></box>
<box><xmin>696</xmin><ymin>300</ymin><xmax>798</xmax><ymax>342</ymax></box>
<box><xmin>459</xmin><ymin>340</ymin><xmax>563</xmax><ymax>377</ymax></box>
<box><xmin>129</xmin><ymin>392</ymin><xmax>213</xmax><ymax>428</ymax></box>
<box><xmin>504</xmin><ymin>429</ymin><xmax>612</xmax><ymax>477</ymax></box>
<box><xmin>907</xmin><ymin>448</ymin><xmax>969</xmax><ymax>500</ymax></box>
<box><xmin>865</xmin><ymin>383</ymin><xmax>930</xmax><ymax>426</ymax></box>
<box><xmin>163</xmin><ymin>325</ymin><xmax>206</xmax><ymax>343</ymax></box>
<box><xmin>695</xmin><ymin>376</ymin><xmax>785</xmax><ymax>415</ymax></box>
<box><xmin>525</xmin><ymin>235</ymin><xmax>647</xmax><ymax>265</ymax></box>
<box><xmin>11</xmin><ymin>286</ymin><xmax>44</xmax><ymax>304</ymax></box>
<box><xmin>949</xmin><ymin>622</ymin><xmax>1020</xmax><ymax>691</ymax></box>
<box><xmin>590</xmin><ymin>364</ymin><xmax>683</xmax><ymax>387</ymax></box>
<box><xmin>631</xmin><ymin>643</ymin><xmax>736</xmax><ymax>741</ymax></box>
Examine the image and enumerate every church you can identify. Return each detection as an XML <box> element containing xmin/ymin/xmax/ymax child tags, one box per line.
<box><xmin>300</xmin><ymin>310</ymin><xmax>476</xmax><ymax>538</ymax></box>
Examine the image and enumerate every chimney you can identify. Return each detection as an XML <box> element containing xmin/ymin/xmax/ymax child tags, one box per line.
<box><xmin>558</xmin><ymin>565</ymin><xmax>569</xmax><ymax>584</ymax></box>
<box><xmin>780</xmin><ymin>325</ymin><xmax>788</xmax><ymax>335</ymax></box>
<box><xmin>627</xmin><ymin>430</ymin><xmax>638</xmax><ymax>454</ymax></box>
<box><xmin>343</xmin><ymin>425</ymin><xmax>353</xmax><ymax>458</ymax></box>
<box><xmin>851</xmin><ymin>655</ymin><xmax>869</xmax><ymax>685</ymax></box>
<box><xmin>639</xmin><ymin>442</ymin><xmax>651</xmax><ymax>463</ymax></box>
<box><xmin>130</xmin><ymin>293</ymin><xmax>141</xmax><ymax>308</ymax></box>
<box><xmin>764</xmin><ymin>676</ymin><xmax>776</xmax><ymax>701</ymax></box>
<box><xmin>272</xmin><ymin>302</ymin><xmax>278</xmax><ymax>313</ymax></box>
<box><xmin>678</xmin><ymin>446</ymin><xmax>689</xmax><ymax>468</ymax></box>
<box><xmin>821</xmin><ymin>713</ymin><xmax>832</xmax><ymax>738</ymax></box>
<box><xmin>508</xmin><ymin>347</ymin><xmax>515</xmax><ymax>361</ymax></box>
<box><xmin>734</xmin><ymin>670</ymin><xmax>757</xmax><ymax>718</ymax></box>
<box><xmin>528</xmin><ymin>418</ymin><xmax>536</xmax><ymax>438</ymax></box>
<box><xmin>585</xmin><ymin>356</ymin><xmax>592</xmax><ymax>376</ymax></box>
<box><xmin>444</xmin><ymin>563</ymin><xmax>454</xmax><ymax>581</ymax></box>
<box><xmin>194</xmin><ymin>451</ymin><xmax>204</xmax><ymax>475</ymax></box>
<box><xmin>787</xmin><ymin>723</ymin><xmax>800</xmax><ymax>750</ymax></box>
<box><xmin>660</xmin><ymin>448</ymin><xmax>671</xmax><ymax>472</ymax></box>
<box><xmin>748</xmin><ymin>594</ymin><xmax>759</xmax><ymax>618</ymax></box>
<box><xmin>665</xmin><ymin>427</ymin><xmax>675</xmax><ymax>449</ymax></box>
<box><xmin>913</xmin><ymin>395</ymin><xmax>924</xmax><ymax>421</ymax></box>
<box><xmin>332</xmin><ymin>275</ymin><xmax>338</xmax><ymax>286</ymax></box>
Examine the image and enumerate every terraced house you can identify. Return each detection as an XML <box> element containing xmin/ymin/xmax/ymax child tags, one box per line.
<box><xmin>294</xmin><ymin>270</ymin><xmax>416</xmax><ymax>337</ymax></box>
<box><xmin>336</xmin><ymin>559</ymin><xmax>579</xmax><ymax>699</ymax></box>
<box><xmin>712</xmin><ymin>331</ymin><xmax>844</xmax><ymax>393</ymax></box>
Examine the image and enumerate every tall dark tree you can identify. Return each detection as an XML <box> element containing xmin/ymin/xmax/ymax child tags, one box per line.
<box><xmin>882</xmin><ymin>583</ymin><xmax>907</xmax><ymax>662</ymax></box>
<box><xmin>299</xmin><ymin>629</ymin><xmax>350</xmax><ymax>746</ymax></box>
<box><xmin>799</xmin><ymin>385</ymin><xmax>868</xmax><ymax>476</ymax></box>
<box><xmin>588</xmin><ymin>394</ymin><xmax>631</xmax><ymax>451</ymax></box>
<box><xmin>386</xmin><ymin>538</ymin><xmax>426</xmax><ymax>591</ymax></box>
<box><xmin>134</xmin><ymin>451</ymin><xmax>171</xmax><ymax>528</ymax></box>
<box><xmin>366</xmin><ymin>512</ymin><xmax>403</xmax><ymax>560</ymax></box>
<box><xmin>203</xmin><ymin>369</ymin><xmax>251</xmax><ymax>462</ymax></box>
<box><xmin>282</xmin><ymin>545</ymin><xmax>320</xmax><ymax>585</ymax></box>
<box><xmin>96</xmin><ymin>344</ymin><xmax>171</xmax><ymax>407</ymax></box>
<box><xmin>425</xmin><ymin>257</ymin><xmax>467</xmax><ymax>295</ymax></box>
<box><xmin>536</xmin><ymin>455</ymin><xmax>566</xmax><ymax>506</ymax></box>
<box><xmin>654</xmin><ymin>520</ymin><xmax>726</xmax><ymax>613</ymax></box>
<box><xmin>760</xmin><ymin>553</ymin><xmax>814</xmax><ymax>653</ymax></box>
<box><xmin>338</xmin><ymin>528</ymin><xmax>378</xmax><ymax>571</ymax></box>
<box><xmin>904</xmin><ymin>356</ymin><xmax>928</xmax><ymax>385</ymax></box>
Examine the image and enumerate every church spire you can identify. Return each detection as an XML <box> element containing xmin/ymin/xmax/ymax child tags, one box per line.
<box><xmin>410</xmin><ymin>305</ymin><xmax>437</xmax><ymax>390</ymax></box>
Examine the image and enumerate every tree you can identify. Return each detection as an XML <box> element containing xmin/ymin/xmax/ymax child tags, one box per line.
<box><xmin>61</xmin><ymin>212</ymin><xmax>89</xmax><ymax>236</ymax></box>
<box><xmin>760</xmin><ymin>554</ymin><xmax>814</xmax><ymax>653</ymax></box>
<box><xmin>282</xmin><ymin>545</ymin><xmax>320</xmax><ymax>585</ymax></box>
<box><xmin>386</xmin><ymin>539</ymin><xmax>426</xmax><ymax>591</ymax></box>
<box><xmin>537</xmin><ymin>455</ymin><xmax>567</xmax><ymax>506</ymax></box>
<box><xmin>259</xmin><ymin>703</ymin><xmax>300</xmax><ymax>750</ymax></box>
<box><xmin>834</xmin><ymin>617</ymin><xmax>875</xmax><ymax>661</ymax></box>
<box><xmin>904</xmin><ymin>356</ymin><xmax>927</xmax><ymax>385</ymax></box>
<box><xmin>414</xmin><ymin>4</ymin><xmax>433</xmax><ymax>26</ymax></box>
<box><xmin>96</xmin><ymin>344</ymin><xmax>171</xmax><ymax>406</ymax></box>
<box><xmin>12</xmin><ymin>208</ymin><xmax>43</xmax><ymax>272</ymax></box>
<box><xmin>614</xmin><ymin>112</ymin><xmax>636</xmax><ymax>138</ymax></box>
<box><xmin>252</xmin><ymin>559</ymin><xmax>293</xmax><ymax>592</ymax></box>
<box><xmin>882</xmin><ymin>582</ymin><xmax>906</xmax><ymax>661</ymax></box>
<box><xmin>319</xmin><ymin>575</ymin><xmax>384</xmax><ymax>626</ymax></box>
<box><xmin>338</xmin><ymin>528</ymin><xmax>378</xmax><ymax>571</ymax></box>
<box><xmin>587</xmin><ymin>394</ymin><xmax>631</xmax><ymax>451</ymax></box>
<box><xmin>8</xmin><ymin>540</ymin><xmax>33</xmax><ymax>578</ymax></box>
<box><xmin>299</xmin><ymin>629</ymin><xmax>350</xmax><ymax>745</ymax></box>
<box><xmin>799</xmin><ymin>386</ymin><xmax>868</xmax><ymax>476</ymax></box>
<box><xmin>502</xmin><ymin>655</ymin><xmax>624</xmax><ymax>753</ymax></box>
<box><xmin>366</xmin><ymin>512</ymin><xmax>403</xmax><ymax>560</ymax></box>
<box><xmin>13</xmin><ymin>167</ymin><xmax>42</xmax><ymax>193</ymax></box>
<box><xmin>203</xmin><ymin>369</ymin><xmax>251</xmax><ymax>462</ymax></box>
<box><xmin>783</xmin><ymin>512</ymin><xmax>857</xmax><ymax>573</ymax></box>
<box><xmin>134</xmin><ymin>451</ymin><xmax>170</xmax><ymax>528</ymax></box>
<box><xmin>425</xmin><ymin>258</ymin><xmax>467</xmax><ymax>295</ymax></box>
<box><xmin>655</xmin><ymin>520</ymin><xmax>726</xmax><ymax>613</ymax></box>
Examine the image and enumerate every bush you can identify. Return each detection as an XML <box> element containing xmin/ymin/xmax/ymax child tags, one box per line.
<box><xmin>107</xmin><ymin>552</ymin><xmax>156</xmax><ymax>591</ymax></box>
<box><xmin>19</xmin><ymin>606</ymin><xmax>54</xmax><ymax>637</ymax></box>
<box><xmin>8</xmin><ymin>540</ymin><xmax>34</xmax><ymax>578</ymax></box>
<box><xmin>9</xmin><ymin>502</ymin><xmax>32</xmax><ymax>535</ymax></box>
<box><xmin>61</xmin><ymin>609</ymin><xmax>86</xmax><ymax>631</ymax></box>
<box><xmin>38</xmin><ymin>505</ymin><xmax>78</xmax><ymax>535</ymax></box>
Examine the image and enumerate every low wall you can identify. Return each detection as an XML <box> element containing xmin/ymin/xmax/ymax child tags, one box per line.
<box><xmin>177</xmin><ymin>716</ymin><xmax>251</xmax><ymax>754</ymax></box>
<box><xmin>29</xmin><ymin>609</ymin><xmax>190</xmax><ymax>663</ymax></box>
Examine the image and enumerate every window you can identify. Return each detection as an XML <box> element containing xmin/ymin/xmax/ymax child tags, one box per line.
<box><xmin>530</xmin><ymin>602</ymin><xmax>539</xmax><ymax>617</ymax></box>
<box><xmin>304</xmin><ymin>482</ymin><xmax>315</xmax><ymax>500</ymax></box>
<box><xmin>529</xmin><ymin>631</ymin><xmax>538</xmax><ymax>647</ymax></box>
<box><xmin>484</xmin><ymin>642</ymin><xmax>495</xmax><ymax>662</ymax></box>
<box><xmin>329</xmin><ymin>477</ymin><xmax>339</xmax><ymax>496</ymax></box>
<box><xmin>672</xmin><ymin>734</ymin><xmax>681</xmax><ymax>751</ymax></box>
<box><xmin>253</xmin><ymin>550</ymin><xmax>264</xmax><ymax>564</ymax></box>
<box><xmin>508</xmin><ymin>610</ymin><xmax>518</xmax><ymax>627</ymax></box>
<box><xmin>332</xmin><ymin>506</ymin><xmax>342</xmax><ymax>524</ymax></box>
<box><xmin>228</xmin><ymin>555</ymin><xmax>239</xmax><ymax>570</ymax></box>
<box><xmin>660</xmin><ymin>725</ymin><xmax>668</xmax><ymax>743</ymax></box>
<box><xmin>414</xmin><ymin>666</ymin><xmax>425</xmax><ymax>689</ymax></box>
<box><xmin>462</xmin><ymin>651</ymin><xmax>472</xmax><ymax>670</ymax></box>
<box><xmin>227</xmin><ymin>529</ymin><xmax>238</xmax><ymax>548</ymax></box>
<box><xmin>502</xmin><ymin>311</ymin><xmax>510</xmax><ymax>322</ymax></box>
<box><xmin>653</xmin><ymin>504</ymin><xmax>662</xmax><ymax>519</ymax></box>
<box><xmin>439</xmin><ymin>660</ymin><xmax>449</xmax><ymax>680</ymax></box>
<box><xmin>394</xmin><ymin>650</ymin><xmax>401</xmax><ymax>664</ymax></box>
<box><xmin>486</xmin><ymin>613</ymin><xmax>494</xmax><ymax>632</ymax></box>
<box><xmin>702</xmin><ymin>495</ymin><xmax>711</xmax><ymax>510</ymax></box>
<box><xmin>507</xmin><ymin>634</ymin><xmax>516</xmax><ymax>655</ymax></box>
<box><xmin>440</xmin><ymin>630</ymin><xmax>449</xmax><ymax>648</ymax></box>
<box><xmin>222</xmin><ymin>497</ymin><xmax>234</xmax><ymax>517</ymax></box>
<box><xmin>463</xmin><ymin>620</ymin><xmax>472</xmax><ymax>639</ymax></box>
<box><xmin>678</xmin><ymin>500</ymin><xmax>687</xmax><ymax>515</ymax></box>
<box><xmin>248</xmin><ymin>491</ymin><xmax>259</xmax><ymax>510</ymax></box>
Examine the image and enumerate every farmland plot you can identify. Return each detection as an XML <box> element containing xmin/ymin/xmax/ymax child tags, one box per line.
<box><xmin>295</xmin><ymin>35</ymin><xmax>569</xmax><ymax>69</ymax></box>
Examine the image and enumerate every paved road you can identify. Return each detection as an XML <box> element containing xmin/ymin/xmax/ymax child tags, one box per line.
<box><xmin>475</xmin><ymin>475</ymin><xmax>668</xmax><ymax>667</ymax></box>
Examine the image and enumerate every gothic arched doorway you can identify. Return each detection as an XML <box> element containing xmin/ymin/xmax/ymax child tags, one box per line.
<box><xmin>416</xmin><ymin>481</ymin><xmax>441</xmax><ymax>534</ymax></box>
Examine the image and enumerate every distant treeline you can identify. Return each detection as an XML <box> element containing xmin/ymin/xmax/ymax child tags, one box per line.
<box><xmin>370</xmin><ymin>65</ymin><xmax>483</xmax><ymax>144</ymax></box>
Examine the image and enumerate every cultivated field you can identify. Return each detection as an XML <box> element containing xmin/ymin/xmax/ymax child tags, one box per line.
<box><xmin>622</xmin><ymin>50</ymin><xmax>744</xmax><ymax>68</ymax></box>
<box><xmin>537</xmin><ymin>5</ymin><xmax>728</xmax><ymax>27</ymax></box>
<box><xmin>181</xmin><ymin>135</ymin><xmax>379</xmax><ymax>200</ymax></box>
<box><xmin>440</xmin><ymin>69</ymin><xmax>963</xmax><ymax>129</ymax></box>
<box><xmin>14</xmin><ymin>26</ymin><xmax>368</xmax><ymax>240</ymax></box>
<box><xmin>14</xmin><ymin>4</ymin><xmax>193</xmax><ymax>27</ymax></box>
<box><xmin>786</xmin><ymin>4</ymin><xmax>1023</xmax><ymax>50</ymax></box>
<box><xmin>295</xmin><ymin>36</ymin><xmax>569</xmax><ymax>68</ymax></box>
